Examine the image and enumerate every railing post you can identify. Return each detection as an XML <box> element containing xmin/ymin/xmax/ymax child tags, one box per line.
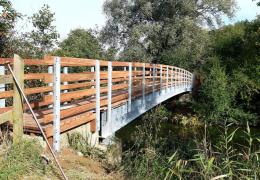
<box><xmin>107</xmin><ymin>61</ymin><xmax>112</xmax><ymax>134</ymax></box>
<box><xmin>160</xmin><ymin>65</ymin><xmax>162</xmax><ymax>93</ymax></box>
<box><xmin>128</xmin><ymin>63</ymin><xmax>132</xmax><ymax>112</ymax></box>
<box><xmin>48</xmin><ymin>64</ymin><xmax>53</xmax><ymax>108</ymax></box>
<box><xmin>63</xmin><ymin>66</ymin><xmax>68</xmax><ymax>104</ymax></box>
<box><xmin>177</xmin><ymin>68</ymin><xmax>179</xmax><ymax>88</ymax></box>
<box><xmin>152</xmin><ymin>64</ymin><xmax>155</xmax><ymax>93</ymax></box>
<box><xmin>91</xmin><ymin>67</ymin><xmax>95</xmax><ymax>89</ymax></box>
<box><xmin>166</xmin><ymin>65</ymin><xmax>169</xmax><ymax>92</ymax></box>
<box><xmin>142</xmin><ymin>63</ymin><xmax>145</xmax><ymax>105</ymax></box>
<box><xmin>53</xmin><ymin>57</ymin><xmax>61</xmax><ymax>152</ymax></box>
<box><xmin>0</xmin><ymin>65</ymin><xmax>5</xmax><ymax>108</ymax></box>
<box><xmin>171</xmin><ymin>67</ymin><xmax>173</xmax><ymax>89</ymax></box>
<box><xmin>95</xmin><ymin>60</ymin><xmax>100</xmax><ymax>133</ymax></box>
<box><xmin>13</xmin><ymin>54</ymin><xmax>24</xmax><ymax>144</ymax></box>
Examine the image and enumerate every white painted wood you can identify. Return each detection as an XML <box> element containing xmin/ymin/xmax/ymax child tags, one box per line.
<box><xmin>48</xmin><ymin>66</ymin><xmax>53</xmax><ymax>108</ymax></box>
<box><xmin>171</xmin><ymin>67</ymin><xmax>173</xmax><ymax>88</ymax></box>
<box><xmin>160</xmin><ymin>65</ymin><xmax>162</xmax><ymax>93</ymax></box>
<box><xmin>95</xmin><ymin>60</ymin><xmax>100</xmax><ymax>132</ymax></box>
<box><xmin>142</xmin><ymin>63</ymin><xmax>145</xmax><ymax>105</ymax></box>
<box><xmin>0</xmin><ymin>66</ymin><xmax>5</xmax><ymax>107</ymax></box>
<box><xmin>166</xmin><ymin>65</ymin><xmax>169</xmax><ymax>92</ymax></box>
<box><xmin>53</xmin><ymin>57</ymin><xmax>61</xmax><ymax>152</ymax></box>
<box><xmin>91</xmin><ymin>67</ymin><xmax>95</xmax><ymax>89</ymax></box>
<box><xmin>152</xmin><ymin>64</ymin><xmax>155</xmax><ymax>93</ymax></box>
<box><xmin>128</xmin><ymin>63</ymin><xmax>132</xmax><ymax>112</ymax></box>
<box><xmin>107</xmin><ymin>61</ymin><xmax>112</xmax><ymax>135</ymax></box>
<box><xmin>63</xmin><ymin>67</ymin><xmax>68</xmax><ymax>104</ymax></box>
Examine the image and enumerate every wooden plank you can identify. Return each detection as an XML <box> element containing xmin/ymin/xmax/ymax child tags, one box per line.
<box><xmin>0</xmin><ymin>110</ymin><xmax>12</xmax><ymax>124</ymax></box>
<box><xmin>0</xmin><ymin>58</ymin><xmax>13</xmax><ymax>64</ymax></box>
<box><xmin>45</xmin><ymin>112</ymin><xmax>96</xmax><ymax>137</ymax></box>
<box><xmin>24</xmin><ymin>59</ymin><xmax>52</xmax><ymax>66</ymax></box>
<box><xmin>0</xmin><ymin>75</ymin><xmax>13</xmax><ymax>84</ymax></box>
<box><xmin>44</xmin><ymin>88</ymin><xmax>96</xmax><ymax>104</ymax></box>
<box><xmin>0</xmin><ymin>82</ymin><xmax>97</xmax><ymax>99</ymax></box>
<box><xmin>43</xmin><ymin>101</ymin><xmax>96</xmax><ymax>123</ymax></box>
<box><xmin>25</xmin><ymin>73</ymin><xmax>95</xmax><ymax>83</ymax></box>
<box><xmin>112</xmin><ymin>61</ymin><xmax>129</xmax><ymax>67</ymax></box>
<box><xmin>0</xmin><ymin>90</ymin><xmax>13</xmax><ymax>99</ymax></box>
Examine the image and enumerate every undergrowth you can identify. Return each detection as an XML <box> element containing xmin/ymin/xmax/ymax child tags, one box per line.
<box><xmin>0</xmin><ymin>138</ymin><xmax>49</xmax><ymax>179</ymax></box>
<box><xmin>67</xmin><ymin>132</ymin><xmax>105</xmax><ymax>159</ymax></box>
<box><xmin>121</xmin><ymin>105</ymin><xmax>260</xmax><ymax>179</ymax></box>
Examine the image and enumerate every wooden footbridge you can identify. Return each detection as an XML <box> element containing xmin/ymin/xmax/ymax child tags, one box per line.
<box><xmin>0</xmin><ymin>55</ymin><xmax>193</xmax><ymax>151</ymax></box>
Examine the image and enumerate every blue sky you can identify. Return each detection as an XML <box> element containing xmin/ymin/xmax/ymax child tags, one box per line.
<box><xmin>12</xmin><ymin>0</ymin><xmax>259</xmax><ymax>39</ymax></box>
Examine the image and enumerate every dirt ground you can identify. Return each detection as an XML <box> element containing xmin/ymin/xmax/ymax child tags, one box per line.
<box><xmin>23</xmin><ymin>148</ymin><xmax>124</xmax><ymax>180</ymax></box>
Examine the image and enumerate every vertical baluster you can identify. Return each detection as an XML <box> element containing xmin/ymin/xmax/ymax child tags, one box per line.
<box><xmin>128</xmin><ymin>63</ymin><xmax>132</xmax><ymax>112</ymax></box>
<box><xmin>107</xmin><ymin>62</ymin><xmax>112</xmax><ymax>134</ymax></box>
<box><xmin>160</xmin><ymin>65</ymin><xmax>162</xmax><ymax>93</ymax></box>
<box><xmin>95</xmin><ymin>60</ymin><xmax>100</xmax><ymax>133</ymax></box>
<box><xmin>166</xmin><ymin>65</ymin><xmax>169</xmax><ymax>92</ymax></box>
<box><xmin>142</xmin><ymin>63</ymin><xmax>145</xmax><ymax>105</ymax></box>
<box><xmin>63</xmin><ymin>66</ymin><xmax>68</xmax><ymax>104</ymax></box>
<box><xmin>53</xmin><ymin>56</ymin><xmax>61</xmax><ymax>152</ymax></box>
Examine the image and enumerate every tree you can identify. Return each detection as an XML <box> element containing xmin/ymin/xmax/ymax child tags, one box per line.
<box><xmin>0</xmin><ymin>0</ymin><xmax>20</xmax><ymax>57</ymax></box>
<box><xmin>101</xmin><ymin>0</ymin><xmax>236</xmax><ymax>69</ymax></box>
<box><xmin>28</xmin><ymin>4</ymin><xmax>59</xmax><ymax>58</ymax></box>
<box><xmin>54</xmin><ymin>28</ymin><xmax>103</xmax><ymax>59</ymax></box>
<box><xmin>195</xmin><ymin>18</ymin><xmax>260</xmax><ymax>124</ymax></box>
<box><xmin>7</xmin><ymin>4</ymin><xmax>59</xmax><ymax>58</ymax></box>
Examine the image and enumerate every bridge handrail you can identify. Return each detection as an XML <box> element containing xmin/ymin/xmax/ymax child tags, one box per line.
<box><xmin>0</xmin><ymin>55</ymin><xmax>193</xmax><ymax>139</ymax></box>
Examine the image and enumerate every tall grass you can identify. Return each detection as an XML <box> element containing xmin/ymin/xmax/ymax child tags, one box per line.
<box><xmin>121</xmin><ymin>106</ymin><xmax>260</xmax><ymax>179</ymax></box>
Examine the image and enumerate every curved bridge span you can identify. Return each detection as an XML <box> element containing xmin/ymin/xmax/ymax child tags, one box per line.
<box><xmin>0</xmin><ymin>55</ymin><xmax>193</xmax><ymax>150</ymax></box>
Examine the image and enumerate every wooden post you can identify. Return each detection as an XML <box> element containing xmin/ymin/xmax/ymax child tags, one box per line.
<box><xmin>13</xmin><ymin>54</ymin><xmax>24</xmax><ymax>144</ymax></box>
<box><xmin>53</xmin><ymin>57</ymin><xmax>61</xmax><ymax>152</ymax></box>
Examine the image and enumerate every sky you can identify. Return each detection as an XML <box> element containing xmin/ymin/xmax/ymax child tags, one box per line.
<box><xmin>12</xmin><ymin>0</ymin><xmax>260</xmax><ymax>40</ymax></box>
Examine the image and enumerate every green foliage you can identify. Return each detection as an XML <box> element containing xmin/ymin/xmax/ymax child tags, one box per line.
<box><xmin>122</xmin><ymin>106</ymin><xmax>171</xmax><ymax>179</ymax></box>
<box><xmin>55</xmin><ymin>28</ymin><xmax>103</xmax><ymax>59</ymax></box>
<box><xmin>195</xmin><ymin>18</ymin><xmax>260</xmax><ymax>124</ymax></box>
<box><xmin>0</xmin><ymin>139</ymin><xmax>47</xmax><ymax>179</ymax></box>
<box><xmin>0</xmin><ymin>0</ymin><xmax>20</xmax><ymax>57</ymax></box>
<box><xmin>29</xmin><ymin>4</ymin><xmax>59</xmax><ymax>58</ymax></box>
<box><xmin>67</xmin><ymin>132</ymin><xmax>105</xmax><ymax>159</ymax></box>
<box><xmin>101</xmin><ymin>0</ymin><xmax>235</xmax><ymax>68</ymax></box>
<box><xmin>195</xmin><ymin>57</ymin><xmax>231</xmax><ymax>122</ymax></box>
<box><xmin>8</xmin><ymin>4</ymin><xmax>59</xmax><ymax>58</ymax></box>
